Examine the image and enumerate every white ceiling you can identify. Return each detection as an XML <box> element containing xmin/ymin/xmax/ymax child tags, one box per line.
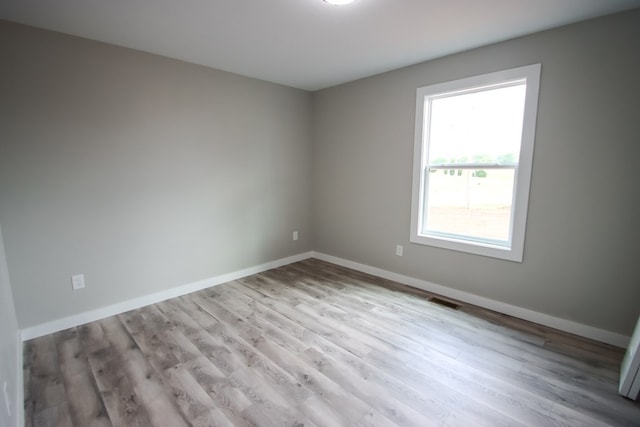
<box><xmin>1</xmin><ymin>0</ymin><xmax>639</xmax><ymax>91</ymax></box>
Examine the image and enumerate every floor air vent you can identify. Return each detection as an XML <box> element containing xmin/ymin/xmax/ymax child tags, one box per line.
<box><xmin>428</xmin><ymin>297</ymin><xmax>461</xmax><ymax>310</ymax></box>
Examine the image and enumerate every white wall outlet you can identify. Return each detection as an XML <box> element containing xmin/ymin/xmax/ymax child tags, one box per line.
<box><xmin>71</xmin><ymin>274</ymin><xmax>85</xmax><ymax>290</ymax></box>
<box><xmin>396</xmin><ymin>245</ymin><xmax>404</xmax><ymax>256</ymax></box>
<box><xmin>3</xmin><ymin>381</ymin><xmax>10</xmax><ymax>416</ymax></box>
<box><xmin>293</xmin><ymin>231</ymin><xmax>299</xmax><ymax>241</ymax></box>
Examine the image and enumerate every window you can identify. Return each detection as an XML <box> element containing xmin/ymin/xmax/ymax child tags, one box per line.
<box><xmin>410</xmin><ymin>64</ymin><xmax>541</xmax><ymax>262</ymax></box>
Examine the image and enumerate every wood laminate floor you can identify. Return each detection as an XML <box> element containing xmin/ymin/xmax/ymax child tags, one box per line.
<box><xmin>24</xmin><ymin>259</ymin><xmax>640</xmax><ymax>426</ymax></box>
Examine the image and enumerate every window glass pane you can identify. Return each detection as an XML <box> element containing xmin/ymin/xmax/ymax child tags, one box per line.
<box><xmin>426</xmin><ymin>84</ymin><xmax>526</xmax><ymax>167</ymax></box>
<box><xmin>423</xmin><ymin>168</ymin><xmax>515</xmax><ymax>243</ymax></box>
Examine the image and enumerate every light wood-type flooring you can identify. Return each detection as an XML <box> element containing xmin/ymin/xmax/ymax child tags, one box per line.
<box><xmin>24</xmin><ymin>259</ymin><xmax>640</xmax><ymax>426</ymax></box>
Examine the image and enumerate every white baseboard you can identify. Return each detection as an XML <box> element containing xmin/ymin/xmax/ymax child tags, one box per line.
<box><xmin>20</xmin><ymin>252</ymin><xmax>314</xmax><ymax>341</ymax></box>
<box><xmin>311</xmin><ymin>252</ymin><xmax>630</xmax><ymax>348</ymax></box>
<box><xmin>19</xmin><ymin>249</ymin><xmax>630</xmax><ymax>348</ymax></box>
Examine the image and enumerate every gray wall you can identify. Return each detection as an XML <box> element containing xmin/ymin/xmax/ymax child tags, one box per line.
<box><xmin>312</xmin><ymin>10</ymin><xmax>640</xmax><ymax>336</ymax></box>
<box><xmin>0</xmin><ymin>224</ymin><xmax>19</xmax><ymax>427</ymax></box>
<box><xmin>0</xmin><ymin>21</ymin><xmax>312</xmax><ymax>328</ymax></box>
<box><xmin>2</xmin><ymin>10</ymin><xmax>639</xmax><ymax>339</ymax></box>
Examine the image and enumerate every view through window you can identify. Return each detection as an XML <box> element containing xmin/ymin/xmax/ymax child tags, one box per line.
<box><xmin>424</xmin><ymin>82</ymin><xmax>525</xmax><ymax>244</ymax></box>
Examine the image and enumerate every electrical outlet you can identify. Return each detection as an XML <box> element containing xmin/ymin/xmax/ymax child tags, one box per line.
<box><xmin>293</xmin><ymin>231</ymin><xmax>299</xmax><ymax>241</ymax></box>
<box><xmin>71</xmin><ymin>274</ymin><xmax>85</xmax><ymax>290</ymax></box>
<box><xmin>396</xmin><ymin>245</ymin><xmax>404</xmax><ymax>256</ymax></box>
<box><xmin>3</xmin><ymin>381</ymin><xmax>10</xmax><ymax>417</ymax></box>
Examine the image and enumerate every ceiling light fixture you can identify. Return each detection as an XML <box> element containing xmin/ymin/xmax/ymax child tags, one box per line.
<box><xmin>323</xmin><ymin>0</ymin><xmax>355</xmax><ymax>5</ymax></box>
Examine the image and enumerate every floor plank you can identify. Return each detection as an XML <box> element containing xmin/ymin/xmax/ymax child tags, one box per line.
<box><xmin>24</xmin><ymin>259</ymin><xmax>640</xmax><ymax>426</ymax></box>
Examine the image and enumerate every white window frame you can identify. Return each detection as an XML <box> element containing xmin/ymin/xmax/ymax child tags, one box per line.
<box><xmin>410</xmin><ymin>64</ymin><xmax>541</xmax><ymax>262</ymax></box>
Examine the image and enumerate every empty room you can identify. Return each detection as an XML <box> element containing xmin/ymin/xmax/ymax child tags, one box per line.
<box><xmin>1</xmin><ymin>1</ymin><xmax>640</xmax><ymax>426</ymax></box>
